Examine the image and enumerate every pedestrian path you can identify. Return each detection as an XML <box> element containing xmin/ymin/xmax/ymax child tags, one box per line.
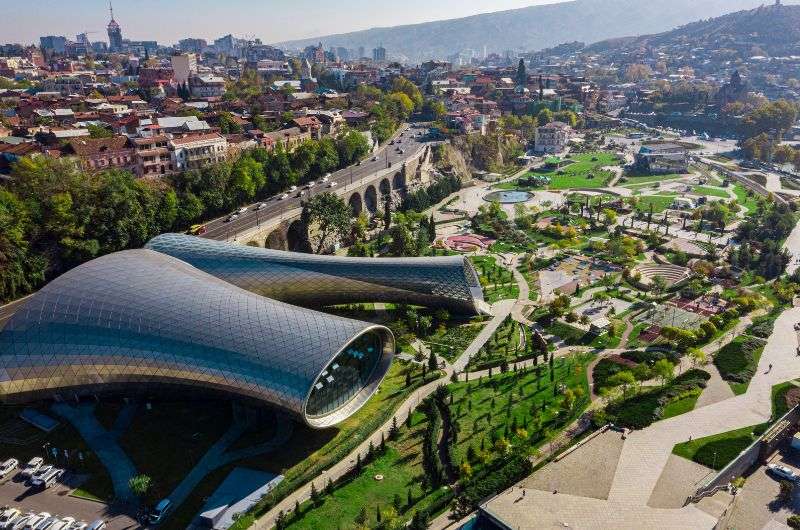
<box><xmin>51</xmin><ymin>402</ymin><xmax>138</xmax><ymax>503</ymax></box>
<box><xmin>253</xmin><ymin>296</ymin><xmax>517</xmax><ymax>529</ymax></box>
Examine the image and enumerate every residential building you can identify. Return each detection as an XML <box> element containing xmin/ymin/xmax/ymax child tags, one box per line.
<box><xmin>171</xmin><ymin>53</ymin><xmax>198</xmax><ymax>85</ymax></box>
<box><xmin>64</xmin><ymin>136</ymin><xmax>135</xmax><ymax>172</ymax></box>
<box><xmin>534</xmin><ymin>121</ymin><xmax>572</xmax><ymax>153</ymax></box>
<box><xmin>190</xmin><ymin>74</ymin><xmax>226</xmax><ymax>98</ymax></box>
<box><xmin>169</xmin><ymin>132</ymin><xmax>227</xmax><ymax>171</ymax></box>
<box><xmin>132</xmin><ymin>135</ymin><xmax>173</xmax><ymax>177</ymax></box>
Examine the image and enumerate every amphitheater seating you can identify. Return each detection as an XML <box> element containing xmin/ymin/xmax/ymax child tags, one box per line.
<box><xmin>633</xmin><ymin>263</ymin><xmax>692</xmax><ymax>288</ymax></box>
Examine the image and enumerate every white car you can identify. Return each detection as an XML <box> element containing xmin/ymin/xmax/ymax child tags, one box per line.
<box><xmin>19</xmin><ymin>458</ymin><xmax>42</xmax><ymax>480</ymax></box>
<box><xmin>0</xmin><ymin>458</ymin><xmax>18</xmax><ymax>478</ymax></box>
<box><xmin>289</xmin><ymin>186</ymin><xmax>297</xmax><ymax>192</ymax></box>
<box><xmin>767</xmin><ymin>463</ymin><xmax>798</xmax><ymax>481</ymax></box>
<box><xmin>31</xmin><ymin>468</ymin><xmax>63</xmax><ymax>490</ymax></box>
<box><xmin>321</xmin><ymin>174</ymin><xmax>331</xmax><ymax>183</ymax></box>
<box><xmin>9</xmin><ymin>514</ymin><xmax>34</xmax><ymax>530</ymax></box>
<box><xmin>255</xmin><ymin>203</ymin><xmax>267</xmax><ymax>211</ymax></box>
<box><xmin>27</xmin><ymin>465</ymin><xmax>52</xmax><ymax>484</ymax></box>
<box><xmin>307</xmin><ymin>181</ymin><xmax>316</xmax><ymax>188</ymax></box>
<box><xmin>33</xmin><ymin>516</ymin><xmax>59</xmax><ymax>530</ymax></box>
<box><xmin>327</xmin><ymin>181</ymin><xmax>337</xmax><ymax>188</ymax></box>
<box><xmin>224</xmin><ymin>214</ymin><xmax>239</xmax><ymax>223</ymax></box>
<box><xmin>371</xmin><ymin>156</ymin><xmax>379</xmax><ymax>161</ymax></box>
<box><xmin>22</xmin><ymin>513</ymin><xmax>48</xmax><ymax>530</ymax></box>
<box><xmin>236</xmin><ymin>207</ymin><xmax>247</xmax><ymax>214</ymax></box>
<box><xmin>0</xmin><ymin>508</ymin><xmax>21</xmax><ymax>529</ymax></box>
<box><xmin>279</xmin><ymin>193</ymin><xmax>289</xmax><ymax>200</ymax></box>
<box><xmin>54</xmin><ymin>519</ymin><xmax>74</xmax><ymax>530</ymax></box>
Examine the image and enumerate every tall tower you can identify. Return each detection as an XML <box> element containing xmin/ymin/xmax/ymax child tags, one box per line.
<box><xmin>107</xmin><ymin>1</ymin><xmax>123</xmax><ymax>52</ymax></box>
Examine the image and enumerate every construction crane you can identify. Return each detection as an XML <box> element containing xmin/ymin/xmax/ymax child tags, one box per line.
<box><xmin>76</xmin><ymin>31</ymin><xmax>98</xmax><ymax>45</ymax></box>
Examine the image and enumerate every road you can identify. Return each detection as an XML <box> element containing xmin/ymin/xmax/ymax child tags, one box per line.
<box><xmin>200</xmin><ymin>123</ymin><xmax>429</xmax><ymax>241</ymax></box>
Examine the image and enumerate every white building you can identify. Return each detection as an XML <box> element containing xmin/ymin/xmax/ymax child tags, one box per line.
<box><xmin>534</xmin><ymin>121</ymin><xmax>572</xmax><ymax>154</ymax></box>
<box><xmin>170</xmin><ymin>133</ymin><xmax>227</xmax><ymax>171</ymax></box>
<box><xmin>171</xmin><ymin>53</ymin><xmax>198</xmax><ymax>85</ymax></box>
<box><xmin>190</xmin><ymin>74</ymin><xmax>226</xmax><ymax>98</ymax></box>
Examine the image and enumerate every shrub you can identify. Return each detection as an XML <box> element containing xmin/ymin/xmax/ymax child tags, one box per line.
<box><xmin>714</xmin><ymin>336</ymin><xmax>766</xmax><ymax>384</ymax></box>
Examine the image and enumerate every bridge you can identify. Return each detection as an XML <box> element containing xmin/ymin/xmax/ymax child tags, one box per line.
<box><xmin>199</xmin><ymin>124</ymin><xmax>439</xmax><ymax>249</ymax></box>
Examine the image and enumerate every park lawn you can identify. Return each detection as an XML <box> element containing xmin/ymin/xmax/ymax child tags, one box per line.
<box><xmin>733</xmin><ymin>184</ymin><xmax>760</xmax><ymax>214</ymax></box>
<box><xmin>428</xmin><ymin>321</ymin><xmax>487</xmax><ymax>362</ymax></box>
<box><xmin>713</xmin><ymin>335</ymin><xmax>767</xmax><ymax>396</ymax></box>
<box><xmin>672</xmin><ymin>424</ymin><xmax>766</xmax><ymax>470</ymax></box>
<box><xmin>622</xmin><ymin>174</ymin><xmax>685</xmax><ymax>187</ymax></box>
<box><xmin>692</xmin><ymin>186</ymin><xmax>730</xmax><ymax>199</ymax></box>
<box><xmin>239</xmin><ymin>361</ymin><xmax>439</xmax><ymax>521</ymax></box>
<box><xmin>285</xmin><ymin>354</ymin><xmax>592</xmax><ymax>530</ymax></box>
<box><xmin>662</xmin><ymin>389</ymin><xmax>701</xmax><ymax>419</ymax></box>
<box><xmin>635</xmin><ymin>194</ymin><xmax>677</xmax><ymax>214</ymax></box>
<box><xmin>525</xmin><ymin>152</ymin><xmax>622</xmax><ymax>190</ymax></box>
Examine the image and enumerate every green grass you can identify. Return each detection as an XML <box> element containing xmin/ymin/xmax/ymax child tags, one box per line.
<box><xmin>521</xmin><ymin>152</ymin><xmax>621</xmax><ymax>191</ymax></box>
<box><xmin>713</xmin><ymin>335</ymin><xmax>767</xmax><ymax>396</ymax></box>
<box><xmin>692</xmin><ymin>186</ymin><xmax>730</xmax><ymax>199</ymax></box>
<box><xmin>672</xmin><ymin>424</ymin><xmax>764</xmax><ymax>470</ymax></box>
<box><xmin>239</xmin><ymin>361</ymin><xmax>438</xmax><ymax>526</ymax></box>
<box><xmin>284</xmin><ymin>355</ymin><xmax>592</xmax><ymax>530</ymax></box>
<box><xmin>428</xmin><ymin>322</ymin><xmax>486</xmax><ymax>362</ymax></box>
<box><xmin>732</xmin><ymin>184</ymin><xmax>760</xmax><ymax>213</ymax></box>
<box><xmin>622</xmin><ymin>174</ymin><xmax>685</xmax><ymax>187</ymax></box>
<box><xmin>662</xmin><ymin>390</ymin><xmax>701</xmax><ymax>419</ymax></box>
<box><xmin>634</xmin><ymin>194</ymin><xmax>678</xmax><ymax>214</ymax></box>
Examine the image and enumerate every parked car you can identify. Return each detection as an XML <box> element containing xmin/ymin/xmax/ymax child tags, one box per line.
<box><xmin>255</xmin><ymin>203</ymin><xmax>267</xmax><ymax>211</ymax></box>
<box><xmin>296</xmin><ymin>190</ymin><xmax>305</xmax><ymax>198</ymax></box>
<box><xmin>279</xmin><ymin>193</ymin><xmax>289</xmax><ymax>200</ymax></box>
<box><xmin>371</xmin><ymin>156</ymin><xmax>378</xmax><ymax>161</ymax></box>
<box><xmin>84</xmin><ymin>522</ymin><xmax>104</xmax><ymax>530</ymax></box>
<box><xmin>148</xmin><ymin>499</ymin><xmax>173</xmax><ymax>525</ymax></box>
<box><xmin>33</xmin><ymin>516</ymin><xmax>59</xmax><ymax>530</ymax></box>
<box><xmin>63</xmin><ymin>521</ymin><xmax>85</xmax><ymax>530</ymax></box>
<box><xmin>236</xmin><ymin>207</ymin><xmax>247</xmax><ymax>214</ymax></box>
<box><xmin>307</xmin><ymin>181</ymin><xmax>316</xmax><ymax>188</ymax></box>
<box><xmin>53</xmin><ymin>519</ymin><xmax>74</xmax><ymax>530</ymax></box>
<box><xmin>768</xmin><ymin>463</ymin><xmax>798</xmax><ymax>481</ymax></box>
<box><xmin>22</xmin><ymin>513</ymin><xmax>48</xmax><ymax>530</ymax></box>
<box><xmin>327</xmin><ymin>181</ymin><xmax>337</xmax><ymax>188</ymax></box>
<box><xmin>9</xmin><ymin>513</ymin><xmax>34</xmax><ymax>530</ymax></box>
<box><xmin>31</xmin><ymin>468</ymin><xmax>63</xmax><ymax>490</ymax></box>
<box><xmin>27</xmin><ymin>465</ymin><xmax>51</xmax><ymax>485</ymax></box>
<box><xmin>224</xmin><ymin>214</ymin><xmax>239</xmax><ymax>223</ymax></box>
<box><xmin>0</xmin><ymin>508</ymin><xmax>21</xmax><ymax>529</ymax></box>
<box><xmin>289</xmin><ymin>186</ymin><xmax>297</xmax><ymax>192</ymax></box>
<box><xmin>19</xmin><ymin>458</ymin><xmax>42</xmax><ymax>480</ymax></box>
<box><xmin>0</xmin><ymin>458</ymin><xmax>18</xmax><ymax>478</ymax></box>
<box><xmin>321</xmin><ymin>174</ymin><xmax>331</xmax><ymax>183</ymax></box>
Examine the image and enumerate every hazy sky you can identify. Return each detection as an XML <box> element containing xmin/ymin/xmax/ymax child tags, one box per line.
<box><xmin>4</xmin><ymin>0</ymin><xmax>566</xmax><ymax>45</ymax></box>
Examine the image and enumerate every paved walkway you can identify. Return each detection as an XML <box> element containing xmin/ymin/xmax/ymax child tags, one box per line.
<box><xmin>51</xmin><ymin>402</ymin><xmax>138</xmax><ymax>503</ymax></box>
<box><xmin>253</xmin><ymin>297</ymin><xmax>516</xmax><ymax>529</ymax></box>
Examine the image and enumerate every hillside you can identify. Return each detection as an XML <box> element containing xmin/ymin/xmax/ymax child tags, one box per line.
<box><xmin>274</xmin><ymin>0</ymin><xmax>779</xmax><ymax>63</ymax></box>
<box><xmin>588</xmin><ymin>2</ymin><xmax>800</xmax><ymax>55</ymax></box>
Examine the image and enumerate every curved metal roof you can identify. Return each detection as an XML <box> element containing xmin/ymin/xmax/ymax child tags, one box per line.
<box><xmin>0</xmin><ymin>249</ymin><xmax>394</xmax><ymax>427</ymax></box>
<box><xmin>146</xmin><ymin>233</ymin><xmax>484</xmax><ymax>314</ymax></box>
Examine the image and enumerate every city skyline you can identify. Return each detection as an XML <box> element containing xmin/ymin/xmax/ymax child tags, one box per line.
<box><xmin>5</xmin><ymin>0</ymin><xmax>563</xmax><ymax>46</ymax></box>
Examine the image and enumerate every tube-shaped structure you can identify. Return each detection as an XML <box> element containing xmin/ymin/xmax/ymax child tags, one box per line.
<box><xmin>0</xmin><ymin>250</ymin><xmax>394</xmax><ymax>428</ymax></box>
<box><xmin>146</xmin><ymin>234</ymin><xmax>485</xmax><ymax>314</ymax></box>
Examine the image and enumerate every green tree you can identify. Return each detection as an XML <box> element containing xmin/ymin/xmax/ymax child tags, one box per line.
<box><xmin>87</xmin><ymin>124</ymin><xmax>113</xmax><ymax>138</ymax></box>
<box><xmin>653</xmin><ymin>359</ymin><xmax>675</xmax><ymax>386</ymax></box>
<box><xmin>128</xmin><ymin>474</ymin><xmax>152</xmax><ymax>500</ymax></box>
<box><xmin>304</xmin><ymin>192</ymin><xmax>352</xmax><ymax>253</ymax></box>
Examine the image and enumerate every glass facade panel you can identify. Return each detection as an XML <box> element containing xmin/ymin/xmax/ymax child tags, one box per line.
<box><xmin>306</xmin><ymin>331</ymin><xmax>383</xmax><ymax>418</ymax></box>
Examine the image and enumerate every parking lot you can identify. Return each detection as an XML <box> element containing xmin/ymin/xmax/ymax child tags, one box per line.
<box><xmin>0</xmin><ymin>466</ymin><xmax>138</xmax><ymax>530</ymax></box>
<box><xmin>725</xmin><ymin>443</ymin><xmax>800</xmax><ymax>530</ymax></box>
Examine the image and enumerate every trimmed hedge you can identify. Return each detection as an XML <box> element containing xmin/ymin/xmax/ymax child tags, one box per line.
<box><xmin>714</xmin><ymin>335</ymin><xmax>767</xmax><ymax>384</ymax></box>
<box><xmin>607</xmin><ymin>369</ymin><xmax>710</xmax><ymax>429</ymax></box>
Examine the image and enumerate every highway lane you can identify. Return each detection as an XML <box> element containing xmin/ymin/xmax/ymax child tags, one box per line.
<box><xmin>200</xmin><ymin>123</ymin><xmax>429</xmax><ymax>241</ymax></box>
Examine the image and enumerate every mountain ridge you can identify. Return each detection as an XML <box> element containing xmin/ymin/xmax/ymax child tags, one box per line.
<box><xmin>273</xmin><ymin>0</ymin><xmax>795</xmax><ymax>62</ymax></box>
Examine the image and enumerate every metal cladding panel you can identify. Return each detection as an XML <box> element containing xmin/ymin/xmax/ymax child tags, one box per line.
<box><xmin>146</xmin><ymin>233</ymin><xmax>484</xmax><ymax>314</ymax></box>
<box><xmin>0</xmin><ymin>250</ymin><xmax>394</xmax><ymax>426</ymax></box>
